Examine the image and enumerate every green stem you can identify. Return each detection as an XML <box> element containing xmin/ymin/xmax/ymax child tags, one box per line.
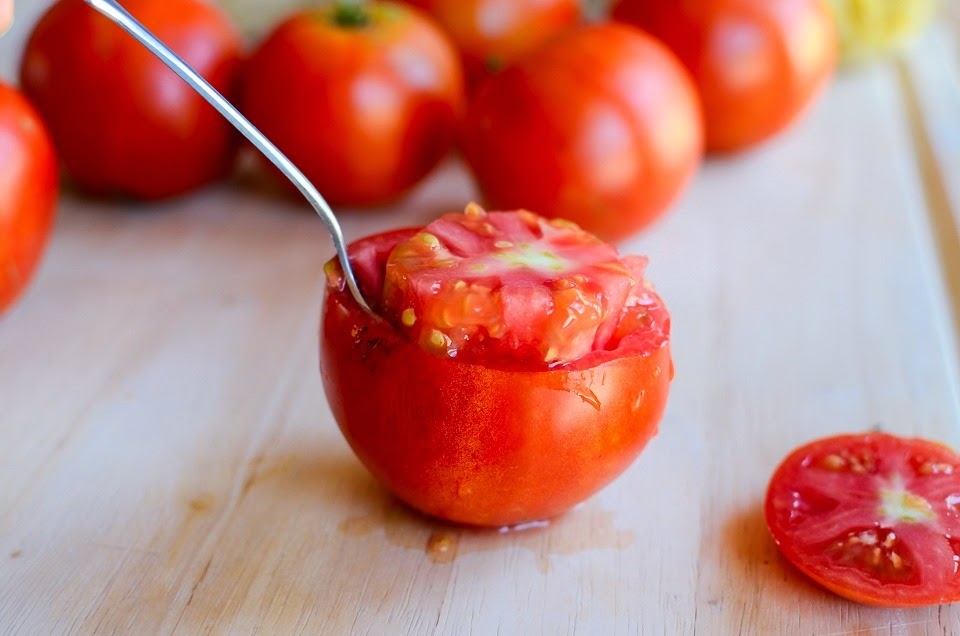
<box><xmin>332</xmin><ymin>0</ymin><xmax>370</xmax><ymax>28</ymax></box>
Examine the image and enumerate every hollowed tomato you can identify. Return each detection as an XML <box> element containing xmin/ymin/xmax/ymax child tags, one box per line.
<box><xmin>320</xmin><ymin>206</ymin><xmax>673</xmax><ymax>526</ymax></box>
<box><xmin>766</xmin><ymin>433</ymin><xmax>960</xmax><ymax>607</ymax></box>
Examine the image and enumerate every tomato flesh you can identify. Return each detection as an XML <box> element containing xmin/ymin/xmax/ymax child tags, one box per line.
<box><xmin>320</xmin><ymin>208</ymin><xmax>673</xmax><ymax>526</ymax></box>
<box><xmin>375</xmin><ymin>205</ymin><xmax>661</xmax><ymax>368</ymax></box>
<box><xmin>766</xmin><ymin>433</ymin><xmax>960</xmax><ymax>607</ymax></box>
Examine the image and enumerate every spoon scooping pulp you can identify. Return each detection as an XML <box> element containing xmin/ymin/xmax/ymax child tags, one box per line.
<box><xmin>82</xmin><ymin>0</ymin><xmax>375</xmax><ymax>316</ymax></box>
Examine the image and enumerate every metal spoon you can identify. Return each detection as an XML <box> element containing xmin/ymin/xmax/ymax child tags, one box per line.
<box><xmin>83</xmin><ymin>0</ymin><xmax>375</xmax><ymax>316</ymax></box>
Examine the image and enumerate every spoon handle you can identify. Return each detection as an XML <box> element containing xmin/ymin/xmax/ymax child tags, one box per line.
<box><xmin>83</xmin><ymin>0</ymin><xmax>375</xmax><ymax>316</ymax></box>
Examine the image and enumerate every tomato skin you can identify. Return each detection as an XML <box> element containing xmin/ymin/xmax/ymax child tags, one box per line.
<box><xmin>240</xmin><ymin>3</ymin><xmax>465</xmax><ymax>207</ymax></box>
<box><xmin>0</xmin><ymin>82</ymin><xmax>59</xmax><ymax>314</ymax></box>
<box><xmin>320</xmin><ymin>245</ymin><xmax>673</xmax><ymax>527</ymax></box>
<box><xmin>766</xmin><ymin>433</ymin><xmax>960</xmax><ymax>607</ymax></box>
<box><xmin>612</xmin><ymin>0</ymin><xmax>837</xmax><ymax>153</ymax></box>
<box><xmin>402</xmin><ymin>0</ymin><xmax>581</xmax><ymax>85</ymax></box>
<box><xmin>19</xmin><ymin>0</ymin><xmax>242</xmax><ymax>200</ymax></box>
<box><xmin>461</xmin><ymin>24</ymin><xmax>703</xmax><ymax>242</ymax></box>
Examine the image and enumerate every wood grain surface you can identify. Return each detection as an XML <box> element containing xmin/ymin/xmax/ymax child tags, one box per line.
<box><xmin>2</xmin><ymin>2</ymin><xmax>960</xmax><ymax>634</ymax></box>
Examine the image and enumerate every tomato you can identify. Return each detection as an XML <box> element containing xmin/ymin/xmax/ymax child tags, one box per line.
<box><xmin>0</xmin><ymin>82</ymin><xmax>59</xmax><ymax>314</ymax></box>
<box><xmin>20</xmin><ymin>0</ymin><xmax>242</xmax><ymax>200</ymax></box>
<box><xmin>401</xmin><ymin>0</ymin><xmax>581</xmax><ymax>85</ymax></box>
<box><xmin>461</xmin><ymin>24</ymin><xmax>703</xmax><ymax>242</ymax></box>
<box><xmin>240</xmin><ymin>2</ymin><xmax>464</xmax><ymax>207</ymax></box>
<box><xmin>320</xmin><ymin>206</ymin><xmax>673</xmax><ymax>527</ymax></box>
<box><xmin>612</xmin><ymin>0</ymin><xmax>837</xmax><ymax>153</ymax></box>
<box><xmin>766</xmin><ymin>433</ymin><xmax>960</xmax><ymax>607</ymax></box>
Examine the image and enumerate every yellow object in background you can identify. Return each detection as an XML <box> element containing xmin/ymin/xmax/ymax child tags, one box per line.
<box><xmin>827</xmin><ymin>0</ymin><xmax>939</xmax><ymax>63</ymax></box>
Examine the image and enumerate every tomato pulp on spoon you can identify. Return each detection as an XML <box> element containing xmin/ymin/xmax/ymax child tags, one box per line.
<box><xmin>766</xmin><ymin>433</ymin><xmax>960</xmax><ymax>607</ymax></box>
<box><xmin>320</xmin><ymin>206</ymin><xmax>672</xmax><ymax>527</ymax></box>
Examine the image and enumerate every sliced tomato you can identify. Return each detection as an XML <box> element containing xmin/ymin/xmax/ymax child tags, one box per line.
<box><xmin>374</xmin><ymin>204</ymin><xmax>666</xmax><ymax>368</ymax></box>
<box><xmin>766</xmin><ymin>433</ymin><xmax>960</xmax><ymax>607</ymax></box>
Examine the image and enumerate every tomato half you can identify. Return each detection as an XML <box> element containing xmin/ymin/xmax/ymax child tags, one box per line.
<box><xmin>461</xmin><ymin>24</ymin><xmax>703</xmax><ymax>242</ymax></box>
<box><xmin>20</xmin><ymin>0</ymin><xmax>242</xmax><ymax>200</ymax></box>
<box><xmin>401</xmin><ymin>0</ymin><xmax>581</xmax><ymax>85</ymax></box>
<box><xmin>0</xmin><ymin>82</ymin><xmax>59</xmax><ymax>314</ymax></box>
<box><xmin>240</xmin><ymin>2</ymin><xmax>464</xmax><ymax>207</ymax></box>
<box><xmin>766</xmin><ymin>433</ymin><xmax>960</xmax><ymax>607</ymax></box>
<box><xmin>320</xmin><ymin>207</ymin><xmax>673</xmax><ymax>526</ymax></box>
<box><xmin>612</xmin><ymin>0</ymin><xmax>837</xmax><ymax>153</ymax></box>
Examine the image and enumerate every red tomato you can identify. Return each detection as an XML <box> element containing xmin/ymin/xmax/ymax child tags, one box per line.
<box><xmin>766</xmin><ymin>433</ymin><xmax>960</xmax><ymax>607</ymax></box>
<box><xmin>320</xmin><ymin>206</ymin><xmax>673</xmax><ymax>526</ymax></box>
<box><xmin>240</xmin><ymin>2</ymin><xmax>464</xmax><ymax>207</ymax></box>
<box><xmin>461</xmin><ymin>24</ymin><xmax>703</xmax><ymax>242</ymax></box>
<box><xmin>612</xmin><ymin>0</ymin><xmax>837</xmax><ymax>153</ymax></box>
<box><xmin>402</xmin><ymin>0</ymin><xmax>581</xmax><ymax>85</ymax></box>
<box><xmin>20</xmin><ymin>0</ymin><xmax>242</xmax><ymax>200</ymax></box>
<box><xmin>0</xmin><ymin>82</ymin><xmax>59</xmax><ymax>314</ymax></box>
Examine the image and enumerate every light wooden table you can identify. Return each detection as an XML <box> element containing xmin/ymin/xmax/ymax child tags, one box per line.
<box><xmin>2</xmin><ymin>4</ymin><xmax>960</xmax><ymax>634</ymax></box>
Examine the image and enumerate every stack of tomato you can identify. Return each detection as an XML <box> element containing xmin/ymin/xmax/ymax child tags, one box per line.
<box><xmin>3</xmin><ymin>0</ymin><xmax>839</xmax><ymax>314</ymax></box>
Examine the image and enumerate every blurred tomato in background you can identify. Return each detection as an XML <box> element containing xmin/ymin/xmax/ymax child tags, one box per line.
<box><xmin>19</xmin><ymin>0</ymin><xmax>242</xmax><ymax>200</ymax></box>
<box><xmin>0</xmin><ymin>81</ymin><xmax>58</xmax><ymax>314</ymax></box>
<box><xmin>612</xmin><ymin>0</ymin><xmax>837</xmax><ymax>154</ymax></box>
<box><xmin>240</xmin><ymin>2</ymin><xmax>464</xmax><ymax>207</ymax></box>
<box><xmin>462</xmin><ymin>23</ymin><xmax>703</xmax><ymax>242</ymax></box>
<box><xmin>401</xmin><ymin>0</ymin><xmax>581</xmax><ymax>86</ymax></box>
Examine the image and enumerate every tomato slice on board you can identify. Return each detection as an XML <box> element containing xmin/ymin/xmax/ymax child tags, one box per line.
<box><xmin>377</xmin><ymin>204</ymin><xmax>666</xmax><ymax>368</ymax></box>
<box><xmin>765</xmin><ymin>433</ymin><xmax>960</xmax><ymax>607</ymax></box>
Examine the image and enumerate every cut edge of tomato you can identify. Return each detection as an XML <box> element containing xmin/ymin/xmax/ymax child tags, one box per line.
<box><xmin>324</xmin><ymin>207</ymin><xmax>671</xmax><ymax>372</ymax></box>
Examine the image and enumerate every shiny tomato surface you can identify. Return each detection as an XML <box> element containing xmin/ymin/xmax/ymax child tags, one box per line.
<box><xmin>20</xmin><ymin>0</ymin><xmax>242</xmax><ymax>200</ymax></box>
<box><xmin>461</xmin><ymin>24</ymin><xmax>703</xmax><ymax>242</ymax></box>
<box><xmin>766</xmin><ymin>433</ymin><xmax>960</xmax><ymax>607</ymax></box>
<box><xmin>402</xmin><ymin>0</ymin><xmax>581</xmax><ymax>85</ymax></box>
<box><xmin>612</xmin><ymin>0</ymin><xmax>837</xmax><ymax>153</ymax></box>
<box><xmin>240</xmin><ymin>2</ymin><xmax>464</xmax><ymax>207</ymax></box>
<box><xmin>320</xmin><ymin>208</ymin><xmax>673</xmax><ymax>527</ymax></box>
<box><xmin>0</xmin><ymin>82</ymin><xmax>58</xmax><ymax>314</ymax></box>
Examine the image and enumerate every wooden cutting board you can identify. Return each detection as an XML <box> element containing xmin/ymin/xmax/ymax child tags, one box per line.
<box><xmin>2</xmin><ymin>4</ymin><xmax>959</xmax><ymax>634</ymax></box>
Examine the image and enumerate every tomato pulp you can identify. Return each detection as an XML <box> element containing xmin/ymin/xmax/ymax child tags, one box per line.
<box><xmin>321</xmin><ymin>207</ymin><xmax>673</xmax><ymax>526</ymax></box>
<box><xmin>766</xmin><ymin>433</ymin><xmax>960</xmax><ymax>607</ymax></box>
<box><xmin>613</xmin><ymin>0</ymin><xmax>837</xmax><ymax>153</ymax></box>
<box><xmin>0</xmin><ymin>82</ymin><xmax>58</xmax><ymax>314</ymax></box>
